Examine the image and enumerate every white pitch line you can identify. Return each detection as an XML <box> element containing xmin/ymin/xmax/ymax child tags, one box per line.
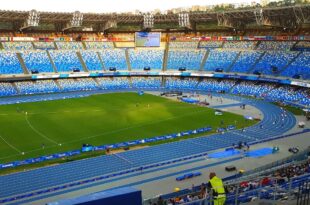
<box><xmin>0</xmin><ymin>134</ymin><xmax>22</xmax><ymax>154</ymax></box>
<box><xmin>25</xmin><ymin>114</ymin><xmax>58</xmax><ymax>145</ymax></box>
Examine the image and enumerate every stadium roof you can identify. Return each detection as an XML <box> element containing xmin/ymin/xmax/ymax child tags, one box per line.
<box><xmin>1</xmin><ymin>0</ymin><xmax>263</xmax><ymax>13</ymax></box>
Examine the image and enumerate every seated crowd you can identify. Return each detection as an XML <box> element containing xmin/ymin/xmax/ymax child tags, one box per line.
<box><xmin>156</xmin><ymin>159</ymin><xmax>310</xmax><ymax>205</ymax></box>
<box><xmin>198</xmin><ymin>41</ymin><xmax>223</xmax><ymax>49</ymax></box>
<box><xmin>169</xmin><ymin>41</ymin><xmax>199</xmax><ymax>49</ymax></box>
<box><xmin>223</xmin><ymin>41</ymin><xmax>257</xmax><ymax>50</ymax></box>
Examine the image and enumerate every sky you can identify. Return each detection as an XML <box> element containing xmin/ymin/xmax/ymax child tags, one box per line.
<box><xmin>0</xmin><ymin>0</ymin><xmax>257</xmax><ymax>13</ymax></box>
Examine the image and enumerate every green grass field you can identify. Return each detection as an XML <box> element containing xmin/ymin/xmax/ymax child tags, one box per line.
<box><xmin>0</xmin><ymin>92</ymin><xmax>255</xmax><ymax>164</ymax></box>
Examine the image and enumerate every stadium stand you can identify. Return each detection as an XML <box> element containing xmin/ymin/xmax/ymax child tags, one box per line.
<box><xmin>57</xmin><ymin>78</ymin><xmax>99</xmax><ymax>92</ymax></box>
<box><xmin>15</xmin><ymin>80</ymin><xmax>61</xmax><ymax>95</ymax></box>
<box><xmin>167</xmin><ymin>49</ymin><xmax>206</xmax><ymax>70</ymax></box>
<box><xmin>223</xmin><ymin>41</ymin><xmax>257</xmax><ymax>49</ymax></box>
<box><xmin>128</xmin><ymin>49</ymin><xmax>164</xmax><ymax>70</ymax></box>
<box><xmin>196</xmin><ymin>79</ymin><xmax>236</xmax><ymax>93</ymax></box>
<box><xmin>198</xmin><ymin>41</ymin><xmax>223</xmax><ymax>49</ymax></box>
<box><xmin>1</xmin><ymin>42</ymin><xmax>33</xmax><ymax>50</ymax></box>
<box><xmin>265</xmin><ymin>85</ymin><xmax>310</xmax><ymax>107</ymax></box>
<box><xmin>55</xmin><ymin>42</ymin><xmax>84</xmax><ymax>50</ymax></box>
<box><xmin>253</xmin><ymin>51</ymin><xmax>299</xmax><ymax>75</ymax></box>
<box><xmin>21</xmin><ymin>51</ymin><xmax>54</xmax><ymax>73</ymax></box>
<box><xmin>33</xmin><ymin>42</ymin><xmax>56</xmax><ymax>50</ymax></box>
<box><xmin>79</xmin><ymin>50</ymin><xmax>104</xmax><ymax>71</ymax></box>
<box><xmin>84</xmin><ymin>41</ymin><xmax>114</xmax><ymax>49</ymax></box>
<box><xmin>99</xmin><ymin>49</ymin><xmax>128</xmax><ymax>70</ymax></box>
<box><xmin>295</xmin><ymin>41</ymin><xmax>310</xmax><ymax>48</ymax></box>
<box><xmin>169</xmin><ymin>41</ymin><xmax>198</xmax><ymax>49</ymax></box>
<box><xmin>49</xmin><ymin>50</ymin><xmax>83</xmax><ymax>72</ymax></box>
<box><xmin>97</xmin><ymin>77</ymin><xmax>131</xmax><ymax>89</ymax></box>
<box><xmin>204</xmin><ymin>50</ymin><xmax>240</xmax><ymax>72</ymax></box>
<box><xmin>257</xmin><ymin>41</ymin><xmax>295</xmax><ymax>50</ymax></box>
<box><xmin>281</xmin><ymin>52</ymin><xmax>310</xmax><ymax>79</ymax></box>
<box><xmin>0</xmin><ymin>51</ymin><xmax>24</xmax><ymax>74</ymax></box>
<box><xmin>131</xmin><ymin>77</ymin><xmax>162</xmax><ymax>89</ymax></box>
<box><xmin>165</xmin><ymin>77</ymin><xmax>199</xmax><ymax>90</ymax></box>
<box><xmin>230</xmin><ymin>51</ymin><xmax>264</xmax><ymax>73</ymax></box>
<box><xmin>230</xmin><ymin>81</ymin><xmax>276</xmax><ymax>98</ymax></box>
<box><xmin>0</xmin><ymin>82</ymin><xmax>17</xmax><ymax>97</ymax></box>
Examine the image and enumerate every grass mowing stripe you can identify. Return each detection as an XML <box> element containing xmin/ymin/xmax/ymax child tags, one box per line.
<box><xmin>61</xmin><ymin>108</ymin><xmax>209</xmax><ymax>145</ymax></box>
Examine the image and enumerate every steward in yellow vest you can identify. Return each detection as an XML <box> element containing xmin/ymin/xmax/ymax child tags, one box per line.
<box><xmin>208</xmin><ymin>172</ymin><xmax>226</xmax><ymax>205</ymax></box>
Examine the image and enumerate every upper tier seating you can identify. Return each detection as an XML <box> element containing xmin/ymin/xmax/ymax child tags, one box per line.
<box><xmin>2</xmin><ymin>42</ymin><xmax>33</xmax><ymax>50</ymax></box>
<box><xmin>254</xmin><ymin>51</ymin><xmax>299</xmax><ymax>75</ymax></box>
<box><xmin>223</xmin><ymin>41</ymin><xmax>257</xmax><ymax>49</ymax></box>
<box><xmin>0</xmin><ymin>51</ymin><xmax>24</xmax><ymax>74</ymax></box>
<box><xmin>97</xmin><ymin>77</ymin><xmax>131</xmax><ymax>89</ymax></box>
<box><xmin>99</xmin><ymin>49</ymin><xmax>128</xmax><ymax>70</ymax></box>
<box><xmin>0</xmin><ymin>82</ymin><xmax>17</xmax><ymax>97</ymax></box>
<box><xmin>257</xmin><ymin>41</ymin><xmax>295</xmax><ymax>50</ymax></box>
<box><xmin>230</xmin><ymin>51</ymin><xmax>264</xmax><ymax>73</ymax></box>
<box><xmin>15</xmin><ymin>80</ymin><xmax>61</xmax><ymax>95</ymax></box>
<box><xmin>167</xmin><ymin>49</ymin><xmax>206</xmax><ymax>70</ymax></box>
<box><xmin>128</xmin><ymin>49</ymin><xmax>164</xmax><ymax>70</ymax></box>
<box><xmin>131</xmin><ymin>77</ymin><xmax>162</xmax><ymax>89</ymax></box>
<box><xmin>165</xmin><ymin>78</ymin><xmax>198</xmax><ymax>90</ymax></box>
<box><xmin>196</xmin><ymin>79</ymin><xmax>236</xmax><ymax>93</ymax></box>
<box><xmin>55</xmin><ymin>42</ymin><xmax>84</xmax><ymax>50</ymax></box>
<box><xmin>21</xmin><ymin>51</ymin><xmax>54</xmax><ymax>73</ymax></box>
<box><xmin>204</xmin><ymin>50</ymin><xmax>239</xmax><ymax>71</ymax></box>
<box><xmin>198</xmin><ymin>41</ymin><xmax>223</xmax><ymax>49</ymax></box>
<box><xmin>33</xmin><ymin>42</ymin><xmax>56</xmax><ymax>50</ymax></box>
<box><xmin>281</xmin><ymin>52</ymin><xmax>310</xmax><ymax>80</ymax></box>
<box><xmin>49</xmin><ymin>50</ymin><xmax>83</xmax><ymax>72</ymax></box>
<box><xmin>57</xmin><ymin>78</ymin><xmax>99</xmax><ymax>92</ymax></box>
<box><xmin>80</xmin><ymin>51</ymin><xmax>103</xmax><ymax>71</ymax></box>
<box><xmin>169</xmin><ymin>42</ymin><xmax>198</xmax><ymax>49</ymax></box>
<box><xmin>294</xmin><ymin>41</ymin><xmax>310</xmax><ymax>49</ymax></box>
<box><xmin>84</xmin><ymin>42</ymin><xmax>114</xmax><ymax>49</ymax></box>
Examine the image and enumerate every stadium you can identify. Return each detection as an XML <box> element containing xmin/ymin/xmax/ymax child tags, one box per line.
<box><xmin>0</xmin><ymin>0</ymin><xmax>309</xmax><ymax>204</ymax></box>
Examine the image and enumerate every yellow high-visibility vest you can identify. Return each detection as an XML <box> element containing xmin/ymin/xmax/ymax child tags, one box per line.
<box><xmin>210</xmin><ymin>176</ymin><xmax>225</xmax><ymax>197</ymax></box>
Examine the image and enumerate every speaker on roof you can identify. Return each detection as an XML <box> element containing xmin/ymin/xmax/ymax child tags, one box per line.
<box><xmin>215</xmin><ymin>68</ymin><xmax>223</xmax><ymax>72</ymax></box>
<box><xmin>178</xmin><ymin>67</ymin><xmax>186</xmax><ymax>71</ymax></box>
<box><xmin>253</xmin><ymin>70</ymin><xmax>261</xmax><ymax>75</ymax></box>
<box><xmin>73</xmin><ymin>68</ymin><xmax>80</xmax><ymax>72</ymax></box>
<box><xmin>271</xmin><ymin>66</ymin><xmax>278</xmax><ymax>73</ymax></box>
<box><xmin>144</xmin><ymin>66</ymin><xmax>151</xmax><ymax>71</ymax></box>
<box><xmin>292</xmin><ymin>74</ymin><xmax>301</xmax><ymax>79</ymax></box>
<box><xmin>109</xmin><ymin>67</ymin><xmax>116</xmax><ymax>71</ymax></box>
<box><xmin>31</xmin><ymin>70</ymin><xmax>39</xmax><ymax>74</ymax></box>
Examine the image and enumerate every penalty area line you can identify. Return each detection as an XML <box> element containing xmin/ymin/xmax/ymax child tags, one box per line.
<box><xmin>25</xmin><ymin>114</ymin><xmax>58</xmax><ymax>145</ymax></box>
<box><xmin>0</xmin><ymin>134</ymin><xmax>22</xmax><ymax>154</ymax></box>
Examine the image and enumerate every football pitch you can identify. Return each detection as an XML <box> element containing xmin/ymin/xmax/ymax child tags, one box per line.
<box><xmin>0</xmin><ymin>92</ymin><xmax>255</xmax><ymax>163</ymax></box>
